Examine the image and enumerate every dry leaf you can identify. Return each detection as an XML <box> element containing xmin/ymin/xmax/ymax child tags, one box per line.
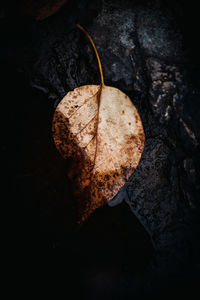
<box><xmin>19</xmin><ymin>0</ymin><xmax>67</xmax><ymax>20</ymax></box>
<box><xmin>52</xmin><ymin>25</ymin><xmax>145</xmax><ymax>224</ymax></box>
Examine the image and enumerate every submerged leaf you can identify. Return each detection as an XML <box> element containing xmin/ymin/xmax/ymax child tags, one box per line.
<box><xmin>52</xmin><ymin>25</ymin><xmax>145</xmax><ymax>223</ymax></box>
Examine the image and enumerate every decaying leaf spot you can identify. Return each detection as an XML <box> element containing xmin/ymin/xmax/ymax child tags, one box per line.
<box><xmin>52</xmin><ymin>25</ymin><xmax>145</xmax><ymax>224</ymax></box>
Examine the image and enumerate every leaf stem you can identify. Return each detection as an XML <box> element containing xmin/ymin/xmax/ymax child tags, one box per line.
<box><xmin>76</xmin><ymin>24</ymin><xmax>104</xmax><ymax>86</ymax></box>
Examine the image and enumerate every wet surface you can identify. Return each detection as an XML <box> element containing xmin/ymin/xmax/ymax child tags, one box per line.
<box><xmin>2</xmin><ymin>0</ymin><xmax>200</xmax><ymax>298</ymax></box>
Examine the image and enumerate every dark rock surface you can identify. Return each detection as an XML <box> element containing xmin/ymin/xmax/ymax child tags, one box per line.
<box><xmin>2</xmin><ymin>0</ymin><xmax>200</xmax><ymax>298</ymax></box>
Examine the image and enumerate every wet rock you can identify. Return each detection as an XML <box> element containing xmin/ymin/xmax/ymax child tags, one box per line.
<box><xmin>136</xmin><ymin>5</ymin><xmax>183</xmax><ymax>60</ymax></box>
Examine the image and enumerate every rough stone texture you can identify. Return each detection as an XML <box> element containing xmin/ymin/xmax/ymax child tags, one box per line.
<box><xmin>3</xmin><ymin>0</ymin><xmax>200</xmax><ymax>297</ymax></box>
<box><xmin>28</xmin><ymin>0</ymin><xmax>200</xmax><ymax>280</ymax></box>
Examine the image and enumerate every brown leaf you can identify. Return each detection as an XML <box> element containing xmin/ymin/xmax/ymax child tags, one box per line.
<box><xmin>52</xmin><ymin>25</ymin><xmax>145</xmax><ymax>224</ymax></box>
<box><xmin>19</xmin><ymin>0</ymin><xmax>67</xmax><ymax>20</ymax></box>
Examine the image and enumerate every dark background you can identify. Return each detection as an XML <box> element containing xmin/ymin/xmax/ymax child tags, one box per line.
<box><xmin>1</xmin><ymin>0</ymin><xmax>200</xmax><ymax>298</ymax></box>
